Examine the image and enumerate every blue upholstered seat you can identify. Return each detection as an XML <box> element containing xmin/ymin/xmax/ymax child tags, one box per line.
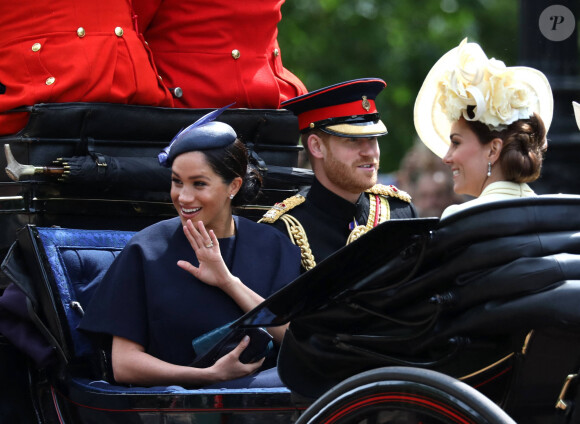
<box><xmin>37</xmin><ymin>227</ymin><xmax>135</xmax><ymax>360</ymax></box>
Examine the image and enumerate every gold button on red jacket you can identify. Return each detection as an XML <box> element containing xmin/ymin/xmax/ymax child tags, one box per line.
<box><xmin>0</xmin><ymin>0</ymin><xmax>174</xmax><ymax>136</ymax></box>
<box><xmin>132</xmin><ymin>0</ymin><xmax>307</xmax><ymax>109</ymax></box>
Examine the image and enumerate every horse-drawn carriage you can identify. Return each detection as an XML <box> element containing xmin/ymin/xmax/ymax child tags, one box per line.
<box><xmin>1</xmin><ymin>104</ymin><xmax>579</xmax><ymax>423</ymax></box>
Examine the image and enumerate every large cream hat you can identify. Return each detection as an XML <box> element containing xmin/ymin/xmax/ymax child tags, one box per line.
<box><xmin>574</xmin><ymin>101</ymin><xmax>580</xmax><ymax>131</ymax></box>
<box><xmin>414</xmin><ymin>38</ymin><xmax>553</xmax><ymax>158</ymax></box>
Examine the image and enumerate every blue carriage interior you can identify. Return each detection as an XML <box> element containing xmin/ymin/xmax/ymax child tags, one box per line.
<box><xmin>8</xmin><ymin>225</ymin><xmax>303</xmax><ymax>422</ymax></box>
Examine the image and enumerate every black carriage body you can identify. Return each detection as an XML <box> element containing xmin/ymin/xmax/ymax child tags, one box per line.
<box><xmin>3</xmin><ymin>199</ymin><xmax>580</xmax><ymax>423</ymax></box>
<box><xmin>241</xmin><ymin>196</ymin><xmax>580</xmax><ymax>424</ymax></box>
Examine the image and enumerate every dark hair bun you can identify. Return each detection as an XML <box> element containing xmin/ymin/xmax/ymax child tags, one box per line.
<box><xmin>202</xmin><ymin>139</ymin><xmax>263</xmax><ymax>206</ymax></box>
<box><xmin>500</xmin><ymin>113</ymin><xmax>546</xmax><ymax>183</ymax></box>
<box><xmin>232</xmin><ymin>164</ymin><xmax>262</xmax><ymax>206</ymax></box>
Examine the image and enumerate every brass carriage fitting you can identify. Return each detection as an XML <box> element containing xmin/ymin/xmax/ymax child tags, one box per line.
<box><xmin>555</xmin><ymin>373</ymin><xmax>578</xmax><ymax>411</ymax></box>
<box><xmin>521</xmin><ymin>330</ymin><xmax>534</xmax><ymax>355</ymax></box>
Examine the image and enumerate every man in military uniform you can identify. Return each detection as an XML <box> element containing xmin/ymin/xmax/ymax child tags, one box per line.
<box><xmin>259</xmin><ymin>78</ymin><xmax>417</xmax><ymax>272</ymax></box>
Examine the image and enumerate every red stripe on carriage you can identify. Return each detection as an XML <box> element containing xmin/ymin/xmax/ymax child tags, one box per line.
<box><xmin>471</xmin><ymin>365</ymin><xmax>513</xmax><ymax>389</ymax></box>
<box><xmin>50</xmin><ymin>386</ymin><xmax>66</xmax><ymax>424</ymax></box>
<box><xmin>321</xmin><ymin>392</ymin><xmax>475</xmax><ymax>424</ymax></box>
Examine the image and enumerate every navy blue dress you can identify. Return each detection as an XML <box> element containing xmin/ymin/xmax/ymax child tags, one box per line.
<box><xmin>79</xmin><ymin>216</ymin><xmax>301</xmax><ymax>367</ymax></box>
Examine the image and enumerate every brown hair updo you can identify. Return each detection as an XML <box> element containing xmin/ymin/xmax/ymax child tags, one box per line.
<box><xmin>202</xmin><ymin>139</ymin><xmax>262</xmax><ymax>207</ymax></box>
<box><xmin>465</xmin><ymin>108</ymin><xmax>547</xmax><ymax>183</ymax></box>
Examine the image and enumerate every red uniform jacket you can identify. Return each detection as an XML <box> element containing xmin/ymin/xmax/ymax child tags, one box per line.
<box><xmin>133</xmin><ymin>0</ymin><xmax>307</xmax><ymax>109</ymax></box>
<box><xmin>0</xmin><ymin>0</ymin><xmax>174</xmax><ymax>136</ymax></box>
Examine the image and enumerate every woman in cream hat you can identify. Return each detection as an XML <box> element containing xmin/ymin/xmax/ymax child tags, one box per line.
<box><xmin>414</xmin><ymin>39</ymin><xmax>553</xmax><ymax>219</ymax></box>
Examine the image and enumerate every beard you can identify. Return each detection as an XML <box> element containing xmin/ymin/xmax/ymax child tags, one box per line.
<box><xmin>322</xmin><ymin>153</ymin><xmax>378</xmax><ymax>194</ymax></box>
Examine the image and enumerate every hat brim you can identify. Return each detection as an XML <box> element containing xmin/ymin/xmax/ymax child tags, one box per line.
<box><xmin>573</xmin><ymin>101</ymin><xmax>580</xmax><ymax>131</ymax></box>
<box><xmin>322</xmin><ymin>120</ymin><xmax>388</xmax><ymax>138</ymax></box>
<box><xmin>414</xmin><ymin>45</ymin><xmax>554</xmax><ymax>158</ymax></box>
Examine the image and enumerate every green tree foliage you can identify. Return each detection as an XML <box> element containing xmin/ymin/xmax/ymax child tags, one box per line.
<box><xmin>278</xmin><ymin>0</ymin><xmax>518</xmax><ymax>172</ymax></box>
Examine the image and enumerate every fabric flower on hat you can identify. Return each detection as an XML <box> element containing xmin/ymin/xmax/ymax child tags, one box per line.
<box><xmin>414</xmin><ymin>38</ymin><xmax>552</xmax><ymax>158</ymax></box>
<box><xmin>487</xmin><ymin>71</ymin><xmax>535</xmax><ymax>128</ymax></box>
<box><xmin>437</xmin><ymin>38</ymin><xmax>534</xmax><ymax>130</ymax></box>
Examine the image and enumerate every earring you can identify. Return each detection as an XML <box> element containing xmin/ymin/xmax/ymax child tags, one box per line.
<box><xmin>229</xmin><ymin>194</ymin><xmax>235</xmax><ymax>200</ymax></box>
<box><xmin>487</xmin><ymin>162</ymin><xmax>492</xmax><ymax>177</ymax></box>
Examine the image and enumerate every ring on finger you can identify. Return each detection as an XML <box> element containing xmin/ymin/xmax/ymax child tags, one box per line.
<box><xmin>205</xmin><ymin>241</ymin><xmax>214</xmax><ymax>248</ymax></box>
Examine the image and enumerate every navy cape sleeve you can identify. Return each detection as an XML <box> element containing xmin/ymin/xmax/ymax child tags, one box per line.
<box><xmin>79</xmin><ymin>217</ymin><xmax>301</xmax><ymax>366</ymax></box>
<box><xmin>78</xmin><ymin>233</ymin><xmax>150</xmax><ymax>347</ymax></box>
<box><xmin>232</xmin><ymin>217</ymin><xmax>301</xmax><ymax>295</ymax></box>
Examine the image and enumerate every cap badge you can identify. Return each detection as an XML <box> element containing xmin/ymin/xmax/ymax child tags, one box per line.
<box><xmin>362</xmin><ymin>96</ymin><xmax>370</xmax><ymax>111</ymax></box>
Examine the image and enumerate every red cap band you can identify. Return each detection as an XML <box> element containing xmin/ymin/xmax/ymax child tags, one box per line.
<box><xmin>297</xmin><ymin>100</ymin><xmax>378</xmax><ymax>131</ymax></box>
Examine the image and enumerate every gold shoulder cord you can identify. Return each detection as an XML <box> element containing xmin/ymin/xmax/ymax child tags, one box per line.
<box><xmin>280</xmin><ymin>214</ymin><xmax>316</xmax><ymax>271</ymax></box>
<box><xmin>259</xmin><ymin>185</ymin><xmax>409</xmax><ymax>269</ymax></box>
<box><xmin>258</xmin><ymin>194</ymin><xmax>316</xmax><ymax>271</ymax></box>
<box><xmin>367</xmin><ymin>183</ymin><xmax>412</xmax><ymax>203</ymax></box>
<box><xmin>346</xmin><ymin>193</ymin><xmax>391</xmax><ymax>244</ymax></box>
<box><xmin>258</xmin><ymin>194</ymin><xmax>305</xmax><ymax>223</ymax></box>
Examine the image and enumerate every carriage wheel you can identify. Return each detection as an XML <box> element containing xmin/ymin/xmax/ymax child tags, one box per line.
<box><xmin>296</xmin><ymin>367</ymin><xmax>516</xmax><ymax>424</ymax></box>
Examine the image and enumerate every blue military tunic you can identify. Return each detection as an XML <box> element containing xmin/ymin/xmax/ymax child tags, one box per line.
<box><xmin>79</xmin><ymin>216</ymin><xmax>300</xmax><ymax>366</ymax></box>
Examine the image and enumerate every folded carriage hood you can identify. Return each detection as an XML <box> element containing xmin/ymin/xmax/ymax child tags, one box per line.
<box><xmin>239</xmin><ymin>195</ymin><xmax>580</xmax><ymax>398</ymax></box>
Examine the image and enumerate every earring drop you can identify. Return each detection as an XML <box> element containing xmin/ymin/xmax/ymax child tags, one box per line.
<box><xmin>487</xmin><ymin>162</ymin><xmax>492</xmax><ymax>177</ymax></box>
<box><xmin>229</xmin><ymin>194</ymin><xmax>235</xmax><ymax>200</ymax></box>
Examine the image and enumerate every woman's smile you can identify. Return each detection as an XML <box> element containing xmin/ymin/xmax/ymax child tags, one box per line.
<box><xmin>443</xmin><ymin>119</ymin><xmax>490</xmax><ymax>198</ymax></box>
<box><xmin>171</xmin><ymin>151</ymin><xmax>236</xmax><ymax>238</ymax></box>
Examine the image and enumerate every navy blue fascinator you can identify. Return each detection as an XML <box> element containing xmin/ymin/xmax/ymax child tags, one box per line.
<box><xmin>158</xmin><ymin>103</ymin><xmax>236</xmax><ymax>167</ymax></box>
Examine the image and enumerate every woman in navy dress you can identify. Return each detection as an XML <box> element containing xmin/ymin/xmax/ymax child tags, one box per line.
<box><xmin>80</xmin><ymin>109</ymin><xmax>300</xmax><ymax>388</ymax></box>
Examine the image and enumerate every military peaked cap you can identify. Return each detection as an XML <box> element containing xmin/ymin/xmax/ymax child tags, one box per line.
<box><xmin>281</xmin><ymin>78</ymin><xmax>388</xmax><ymax>138</ymax></box>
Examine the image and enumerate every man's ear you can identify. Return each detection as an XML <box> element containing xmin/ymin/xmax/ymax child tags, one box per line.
<box><xmin>489</xmin><ymin>138</ymin><xmax>503</xmax><ymax>163</ymax></box>
<box><xmin>307</xmin><ymin>133</ymin><xmax>325</xmax><ymax>160</ymax></box>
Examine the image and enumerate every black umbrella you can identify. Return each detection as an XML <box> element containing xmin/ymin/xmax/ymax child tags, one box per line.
<box><xmin>4</xmin><ymin>144</ymin><xmax>170</xmax><ymax>191</ymax></box>
<box><xmin>52</xmin><ymin>154</ymin><xmax>171</xmax><ymax>191</ymax></box>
